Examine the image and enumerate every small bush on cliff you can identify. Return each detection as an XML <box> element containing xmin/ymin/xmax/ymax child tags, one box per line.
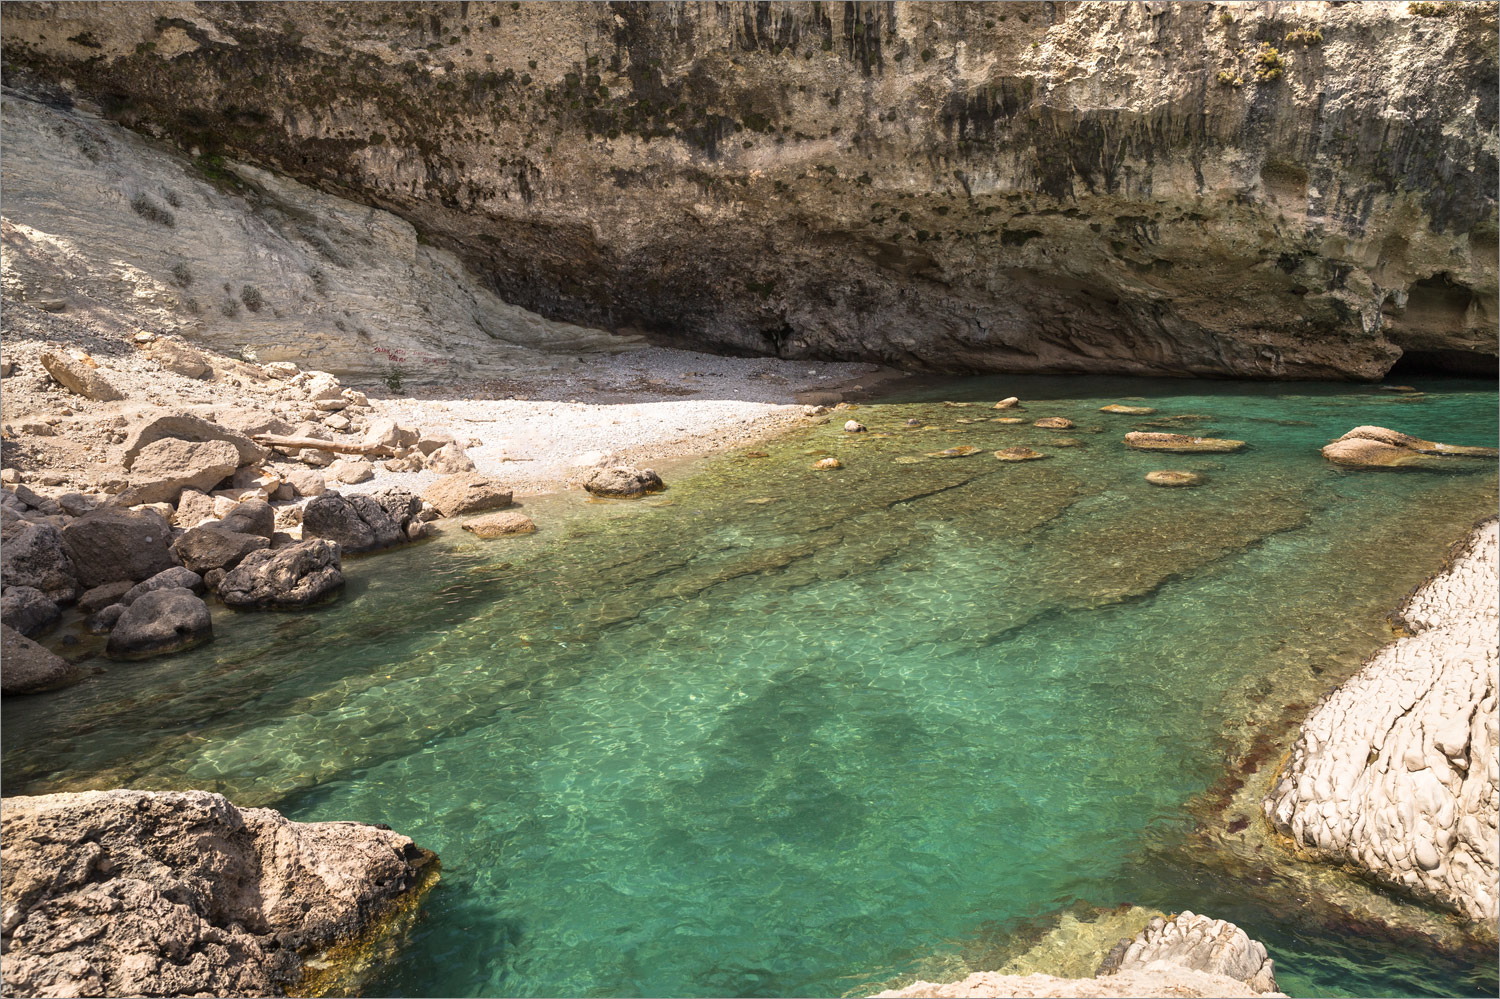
<box><xmin>1407</xmin><ymin>1</ymin><xmax>1456</xmax><ymax>15</ymax></box>
<box><xmin>130</xmin><ymin>194</ymin><xmax>175</xmax><ymax>227</ymax></box>
<box><xmin>1217</xmin><ymin>70</ymin><xmax>1244</xmax><ymax>87</ymax></box>
<box><xmin>1284</xmin><ymin>28</ymin><xmax>1324</xmax><ymax>45</ymax></box>
<box><xmin>1253</xmin><ymin>43</ymin><xmax>1285</xmax><ymax>81</ymax></box>
<box><xmin>240</xmin><ymin>286</ymin><xmax>264</xmax><ymax>313</ymax></box>
<box><xmin>383</xmin><ymin>365</ymin><xmax>406</xmax><ymax>394</ymax></box>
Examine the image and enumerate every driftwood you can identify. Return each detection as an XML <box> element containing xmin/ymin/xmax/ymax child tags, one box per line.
<box><xmin>251</xmin><ymin>434</ymin><xmax>396</xmax><ymax>457</ymax></box>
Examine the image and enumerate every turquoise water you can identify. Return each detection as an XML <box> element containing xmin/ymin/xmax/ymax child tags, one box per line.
<box><xmin>5</xmin><ymin>375</ymin><xmax>1496</xmax><ymax>998</ymax></box>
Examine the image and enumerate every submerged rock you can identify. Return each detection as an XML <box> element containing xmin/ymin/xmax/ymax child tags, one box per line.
<box><xmin>1145</xmin><ymin>470</ymin><xmax>1205</xmax><ymax>487</ymax></box>
<box><xmin>1124</xmin><ymin>432</ymin><xmax>1245</xmax><ymax>453</ymax></box>
<box><xmin>0</xmin><ymin>789</ymin><xmax>434</xmax><ymax>998</ymax></box>
<box><xmin>994</xmin><ymin>447</ymin><xmax>1047</xmax><ymax>462</ymax></box>
<box><xmin>462</xmin><ymin>511</ymin><xmax>538</xmax><ymax>539</ymax></box>
<box><xmin>105</xmin><ymin>587</ymin><xmax>212</xmax><ymax>660</ymax></box>
<box><xmin>1099</xmin><ymin>404</ymin><xmax>1156</xmax><ymax>415</ymax></box>
<box><xmin>1321</xmin><ymin>425</ymin><xmax>1499</xmax><ymax>468</ymax></box>
<box><xmin>583</xmin><ymin>466</ymin><xmax>665</xmax><ymax>498</ymax></box>
<box><xmin>1263</xmin><ymin>520</ymin><xmax>1499</xmax><ymax>925</ymax></box>
<box><xmin>0</xmin><ymin>623</ymin><xmax>84</xmax><ymax>695</ymax></box>
<box><xmin>925</xmin><ymin>446</ymin><xmax>983</xmax><ymax>458</ymax></box>
<box><xmin>844</xmin><ymin>420</ymin><xmax>867</xmax><ymax>433</ymax></box>
<box><xmin>813</xmin><ymin>457</ymin><xmax>843</xmax><ymax>470</ymax></box>
<box><xmin>1034</xmin><ymin>417</ymin><xmax>1076</xmax><ymax>429</ymax></box>
<box><xmin>219</xmin><ymin>540</ymin><xmax>344</xmax><ymax>610</ymax></box>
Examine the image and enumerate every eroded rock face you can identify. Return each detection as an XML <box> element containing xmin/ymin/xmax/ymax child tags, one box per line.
<box><xmin>3</xmin><ymin>2</ymin><xmax>1494</xmax><ymax>380</ymax></box>
<box><xmin>219</xmin><ymin>540</ymin><xmax>344</xmax><ymax>610</ymax></box>
<box><xmin>1263</xmin><ymin>520</ymin><xmax>1499</xmax><ymax>924</ymax></box>
<box><xmin>0</xmin><ymin>789</ymin><xmax>434</xmax><ymax>998</ymax></box>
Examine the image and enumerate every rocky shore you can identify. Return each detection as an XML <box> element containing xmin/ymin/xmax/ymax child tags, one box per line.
<box><xmin>0</xmin><ymin>789</ymin><xmax>435</xmax><ymax>998</ymax></box>
<box><xmin>1264</xmin><ymin>518</ymin><xmax>1499</xmax><ymax>928</ymax></box>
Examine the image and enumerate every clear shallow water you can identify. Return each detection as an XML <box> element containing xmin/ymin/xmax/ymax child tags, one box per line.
<box><xmin>5</xmin><ymin>375</ymin><xmax>1497</xmax><ymax>998</ymax></box>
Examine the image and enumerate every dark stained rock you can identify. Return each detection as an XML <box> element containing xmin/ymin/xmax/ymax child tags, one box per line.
<box><xmin>60</xmin><ymin>508</ymin><xmax>177</xmax><ymax>589</ymax></box>
<box><xmin>218</xmin><ymin>498</ymin><xmax>275</xmax><ymax>539</ymax></box>
<box><xmin>583</xmin><ymin>466</ymin><xmax>665</xmax><ymax>499</ymax></box>
<box><xmin>105</xmin><ymin>588</ymin><xmax>212</xmax><ymax>660</ymax></box>
<box><xmin>169</xmin><ymin>525</ymin><xmax>270</xmax><ymax>574</ymax></box>
<box><xmin>1</xmin><ymin>624</ymin><xmax>84</xmax><ymax>694</ymax></box>
<box><xmin>0</xmin><ymin>789</ymin><xmax>433</xmax><ymax>997</ymax></box>
<box><xmin>219</xmin><ymin>540</ymin><xmax>344</xmax><ymax>610</ymax></box>
<box><xmin>301</xmin><ymin>492</ymin><xmax>404</xmax><ymax>553</ymax></box>
<box><xmin>121</xmin><ymin>567</ymin><xmax>205</xmax><ymax>605</ymax></box>
<box><xmin>367</xmin><ymin>486</ymin><xmax>421</xmax><ymax>531</ymax></box>
<box><xmin>0</xmin><ymin>519</ymin><xmax>78</xmax><ymax>602</ymax></box>
<box><xmin>0</xmin><ymin>586</ymin><xmax>60</xmax><ymax>638</ymax></box>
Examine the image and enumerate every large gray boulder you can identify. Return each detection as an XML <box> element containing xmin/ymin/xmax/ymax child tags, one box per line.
<box><xmin>60</xmin><ymin>508</ymin><xmax>177</xmax><ymax>589</ymax></box>
<box><xmin>0</xmin><ymin>519</ymin><xmax>77</xmax><ymax>602</ymax></box>
<box><xmin>367</xmin><ymin>486</ymin><xmax>421</xmax><ymax>531</ymax></box>
<box><xmin>169</xmin><ymin>525</ymin><xmax>270</xmax><ymax>574</ymax></box>
<box><xmin>115</xmin><ymin>438</ymin><xmax>240</xmax><ymax>507</ymax></box>
<box><xmin>218</xmin><ymin>499</ymin><xmax>275</xmax><ymax>539</ymax></box>
<box><xmin>0</xmin><ymin>586</ymin><xmax>60</xmax><ymax>638</ymax></box>
<box><xmin>301</xmin><ymin>492</ymin><xmax>404</xmax><ymax>553</ymax></box>
<box><xmin>583</xmin><ymin>466</ymin><xmax>665</xmax><ymax>498</ymax></box>
<box><xmin>219</xmin><ymin>540</ymin><xmax>344</xmax><ymax>610</ymax></box>
<box><xmin>120</xmin><ymin>412</ymin><xmax>268</xmax><ymax>469</ymax></box>
<box><xmin>105</xmin><ymin>588</ymin><xmax>213</xmax><ymax>660</ymax></box>
<box><xmin>0</xmin><ymin>789</ymin><xmax>433</xmax><ymax>997</ymax></box>
<box><xmin>0</xmin><ymin>624</ymin><xmax>84</xmax><ymax>695</ymax></box>
<box><xmin>121</xmin><ymin>567</ymin><xmax>205</xmax><ymax>606</ymax></box>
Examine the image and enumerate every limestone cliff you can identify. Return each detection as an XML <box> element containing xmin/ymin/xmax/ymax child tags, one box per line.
<box><xmin>3</xmin><ymin>1</ymin><xmax>1496</xmax><ymax>379</ymax></box>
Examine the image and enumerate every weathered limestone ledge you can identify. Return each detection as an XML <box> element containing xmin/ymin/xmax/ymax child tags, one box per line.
<box><xmin>876</xmin><ymin>910</ymin><xmax>1285</xmax><ymax>999</ymax></box>
<box><xmin>1263</xmin><ymin>518</ymin><xmax>1499</xmax><ymax>927</ymax></box>
<box><xmin>0</xmin><ymin>789</ymin><xmax>436</xmax><ymax>998</ymax></box>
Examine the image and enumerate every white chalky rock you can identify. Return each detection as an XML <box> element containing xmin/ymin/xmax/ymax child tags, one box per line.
<box><xmin>1263</xmin><ymin>520</ymin><xmax>1499</xmax><ymax>924</ymax></box>
<box><xmin>1101</xmin><ymin>911</ymin><xmax>1277</xmax><ymax>994</ymax></box>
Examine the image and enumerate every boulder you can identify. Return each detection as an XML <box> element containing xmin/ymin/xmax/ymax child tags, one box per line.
<box><xmin>105</xmin><ymin>588</ymin><xmax>213</xmax><ymax>660</ymax></box>
<box><xmin>0</xmin><ymin>789</ymin><xmax>432</xmax><ymax>997</ymax></box>
<box><xmin>39</xmin><ymin>350</ymin><xmax>124</xmax><ymax>402</ymax></box>
<box><xmin>84</xmin><ymin>603</ymin><xmax>125</xmax><ymax>636</ymax></box>
<box><xmin>301</xmin><ymin>492</ymin><xmax>404</xmax><ymax>553</ymax></box>
<box><xmin>115</xmin><ymin>438</ymin><xmax>240</xmax><ymax>506</ymax></box>
<box><xmin>230</xmin><ymin>467</ymin><xmax>281</xmax><ymax>499</ymax></box>
<box><xmin>219</xmin><ymin>499</ymin><xmax>276</xmax><ymax>539</ymax></box>
<box><xmin>1124</xmin><ymin>432</ymin><xmax>1246</xmax><ymax>453</ymax></box>
<box><xmin>148</xmin><ymin>339</ymin><xmax>211</xmax><ymax>378</ymax></box>
<box><xmin>1321</xmin><ymin>425</ymin><xmax>1499</xmax><ymax>468</ymax></box>
<box><xmin>993</xmin><ymin>397</ymin><xmax>1022</xmax><ymax>409</ymax></box>
<box><xmin>1099</xmin><ymin>404</ymin><xmax>1157</xmax><ymax>414</ymax></box>
<box><xmin>61</xmin><ymin>507</ymin><xmax>176</xmax><ymax>589</ymax></box>
<box><xmin>0</xmin><ymin>624</ymin><xmax>84</xmax><ymax>695</ymax></box>
<box><xmin>169</xmin><ymin>525</ymin><xmax>270</xmax><ymax>574</ymax></box>
<box><xmin>211</xmin><ymin>407</ymin><xmax>294</xmax><ymax>439</ymax></box>
<box><xmin>1034</xmin><ymin>417</ymin><xmax>1076</xmax><ymax>429</ymax></box>
<box><xmin>1</xmin><ymin>586</ymin><xmax>60</xmax><ymax>638</ymax></box>
<box><xmin>261</xmin><ymin>360</ymin><xmax>300</xmax><ymax>379</ymax></box>
<box><xmin>416</xmin><ymin>431</ymin><xmax>456</xmax><ymax>456</ymax></box>
<box><xmin>0</xmin><ymin>519</ymin><xmax>78</xmax><ymax>601</ymax></box>
<box><xmin>121</xmin><ymin>567</ymin><xmax>205</xmax><ymax>605</ymax></box>
<box><xmin>422</xmin><ymin>473</ymin><xmax>513</xmax><ymax>517</ymax></box>
<box><xmin>367</xmin><ymin>486</ymin><xmax>421</xmax><ymax>530</ymax></box>
<box><xmin>994</xmin><ymin>447</ymin><xmax>1047</xmax><ymax>461</ymax></box>
<box><xmin>1097</xmin><ymin>911</ymin><xmax>1278</xmax><ymax>993</ymax></box>
<box><xmin>843</xmin><ymin>420</ymin><xmax>867</xmax><ymax>433</ymax></box>
<box><xmin>55</xmin><ymin>492</ymin><xmax>99</xmax><ymax>517</ymax></box>
<box><xmin>364</xmin><ymin>418</ymin><xmax>419</xmax><ymax>451</ymax></box>
<box><xmin>120</xmin><ymin>413</ymin><xmax>268</xmax><ymax>469</ymax></box>
<box><xmin>285</xmin><ymin>469</ymin><xmax>327</xmax><ymax>498</ymax></box>
<box><xmin>12</xmin><ymin>484</ymin><xmax>61</xmax><ymax>515</ymax></box>
<box><xmin>172</xmin><ymin>488</ymin><xmax>217</xmax><ymax>527</ymax></box>
<box><xmin>219</xmin><ymin>540</ymin><xmax>344</xmax><ymax>610</ymax></box>
<box><xmin>328</xmin><ymin>458</ymin><xmax>374</xmax><ymax>484</ymax></box>
<box><xmin>77</xmin><ymin>580</ymin><xmax>135</xmax><ymax>613</ymax></box>
<box><xmin>582</xmin><ymin>466</ymin><xmax>665</xmax><ymax>499</ymax></box>
<box><xmin>462</xmin><ymin>511</ymin><xmax>537</xmax><ymax>538</ymax></box>
<box><xmin>425</xmin><ymin>443</ymin><xmax>476</xmax><ymax>474</ymax></box>
<box><xmin>813</xmin><ymin>457</ymin><xmax>842</xmax><ymax>470</ymax></box>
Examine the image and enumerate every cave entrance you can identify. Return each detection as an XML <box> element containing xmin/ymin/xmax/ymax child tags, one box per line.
<box><xmin>1386</xmin><ymin>348</ymin><xmax>1498</xmax><ymax>378</ymax></box>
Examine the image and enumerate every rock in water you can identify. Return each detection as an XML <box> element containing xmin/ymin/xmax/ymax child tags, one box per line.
<box><xmin>1033</xmin><ymin>417</ymin><xmax>1075</xmax><ymax>429</ymax></box>
<box><xmin>462</xmin><ymin>511</ymin><xmax>538</xmax><ymax>538</ymax></box>
<box><xmin>121</xmin><ymin>567</ymin><xmax>206</xmax><ymax>605</ymax></box>
<box><xmin>302</xmin><ymin>492</ymin><xmax>406</xmax><ymax>552</ymax></box>
<box><xmin>0</xmin><ymin>586</ymin><xmax>59</xmax><ymax>638</ymax></box>
<box><xmin>0</xmin><ymin>789</ymin><xmax>434</xmax><ymax>998</ymax></box>
<box><xmin>844</xmin><ymin>420</ymin><xmax>867</xmax><ymax>433</ymax></box>
<box><xmin>1263</xmin><ymin>520</ymin><xmax>1499</xmax><ymax>924</ymax></box>
<box><xmin>1145</xmin><ymin>470</ymin><xmax>1204</xmax><ymax>487</ymax></box>
<box><xmin>420</xmin><ymin>474</ymin><xmax>514</xmax><ymax>518</ymax></box>
<box><xmin>105</xmin><ymin>588</ymin><xmax>212</xmax><ymax>660</ymax></box>
<box><xmin>1124</xmin><ymin>432</ymin><xmax>1246</xmax><ymax>453</ymax></box>
<box><xmin>219</xmin><ymin>540</ymin><xmax>344</xmax><ymax>609</ymax></box>
<box><xmin>813</xmin><ymin>457</ymin><xmax>842</xmax><ymax>470</ymax></box>
<box><xmin>60</xmin><ymin>507</ymin><xmax>176</xmax><ymax>589</ymax></box>
<box><xmin>0</xmin><ymin>624</ymin><xmax>84</xmax><ymax>695</ymax></box>
<box><xmin>583</xmin><ymin>466</ymin><xmax>666</xmax><ymax>498</ymax></box>
<box><xmin>1321</xmin><ymin>425</ymin><xmax>1499</xmax><ymax>468</ymax></box>
<box><xmin>993</xmin><ymin>398</ymin><xmax>1022</xmax><ymax>410</ymax></box>
<box><xmin>1099</xmin><ymin>404</ymin><xmax>1156</xmax><ymax>414</ymax></box>
<box><xmin>1096</xmin><ymin>911</ymin><xmax>1278</xmax><ymax>994</ymax></box>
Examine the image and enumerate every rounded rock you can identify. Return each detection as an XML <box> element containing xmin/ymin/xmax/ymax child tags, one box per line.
<box><xmin>1145</xmin><ymin>470</ymin><xmax>1205</xmax><ymax>487</ymax></box>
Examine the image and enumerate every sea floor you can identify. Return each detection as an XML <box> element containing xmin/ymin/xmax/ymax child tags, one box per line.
<box><xmin>5</xmin><ymin>373</ymin><xmax>1496</xmax><ymax>998</ymax></box>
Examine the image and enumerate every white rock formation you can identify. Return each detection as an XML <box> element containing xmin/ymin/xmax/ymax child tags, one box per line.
<box><xmin>1263</xmin><ymin>519</ymin><xmax>1499</xmax><ymax>924</ymax></box>
<box><xmin>0</xmin><ymin>91</ymin><xmax>640</xmax><ymax>385</ymax></box>
<box><xmin>1097</xmin><ymin>911</ymin><xmax>1278</xmax><ymax>993</ymax></box>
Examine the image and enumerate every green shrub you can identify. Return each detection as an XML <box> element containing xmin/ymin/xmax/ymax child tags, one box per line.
<box><xmin>1253</xmin><ymin>43</ymin><xmax>1284</xmax><ymax>81</ymax></box>
<box><xmin>383</xmin><ymin>365</ymin><xmax>406</xmax><ymax>393</ymax></box>
<box><xmin>130</xmin><ymin>194</ymin><xmax>174</xmax><ymax>227</ymax></box>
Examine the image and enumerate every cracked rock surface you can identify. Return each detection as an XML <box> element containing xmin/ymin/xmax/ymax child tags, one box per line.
<box><xmin>1097</xmin><ymin>911</ymin><xmax>1277</xmax><ymax>993</ymax></box>
<box><xmin>1263</xmin><ymin>519</ymin><xmax>1499</xmax><ymax>925</ymax></box>
<box><xmin>0</xmin><ymin>789</ymin><xmax>433</xmax><ymax>998</ymax></box>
